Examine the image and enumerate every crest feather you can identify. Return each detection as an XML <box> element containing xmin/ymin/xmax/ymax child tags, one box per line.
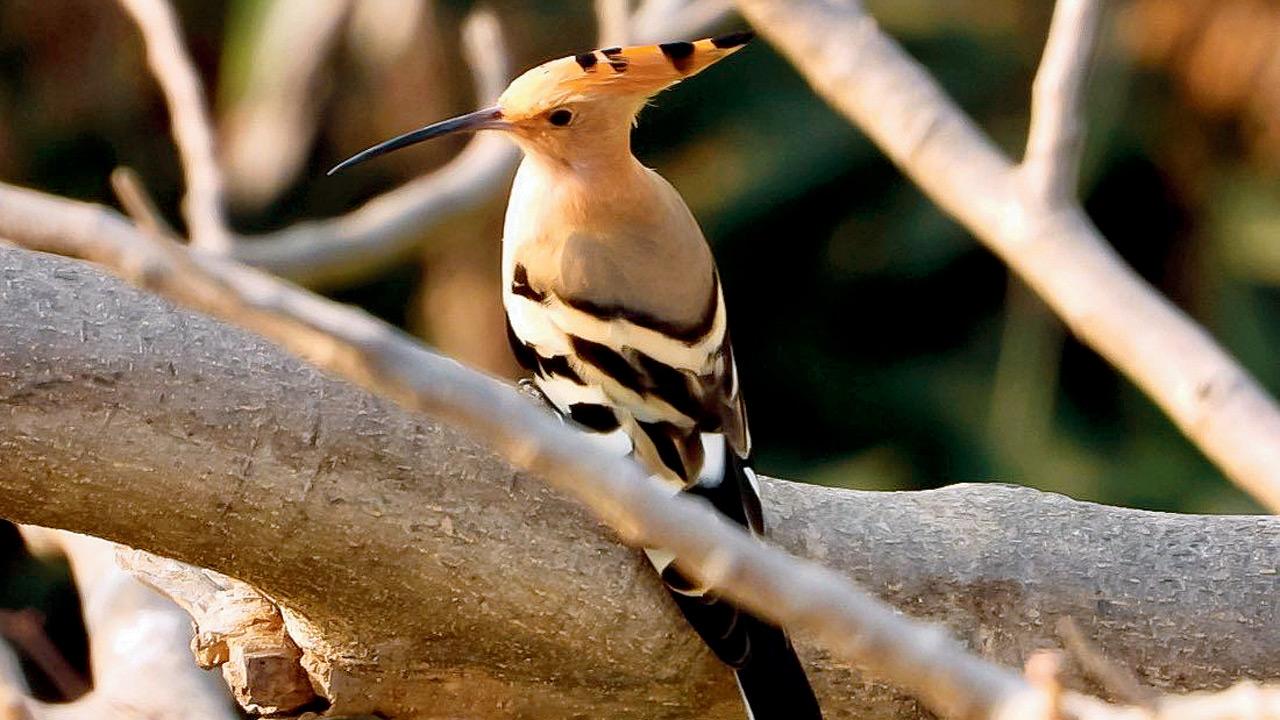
<box><xmin>498</xmin><ymin>32</ymin><xmax>753</xmax><ymax>112</ymax></box>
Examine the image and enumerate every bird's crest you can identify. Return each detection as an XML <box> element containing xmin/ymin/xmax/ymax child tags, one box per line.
<box><xmin>499</xmin><ymin>31</ymin><xmax>754</xmax><ymax>112</ymax></box>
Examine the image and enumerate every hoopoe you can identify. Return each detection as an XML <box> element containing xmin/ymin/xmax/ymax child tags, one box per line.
<box><xmin>330</xmin><ymin>31</ymin><xmax>822</xmax><ymax>719</ymax></box>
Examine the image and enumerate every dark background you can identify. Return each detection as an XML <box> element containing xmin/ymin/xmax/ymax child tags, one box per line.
<box><xmin>1</xmin><ymin>0</ymin><xmax>1277</xmax><ymax>700</ymax></box>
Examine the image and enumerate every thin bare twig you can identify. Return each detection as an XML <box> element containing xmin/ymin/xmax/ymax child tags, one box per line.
<box><xmin>110</xmin><ymin>167</ymin><xmax>177</xmax><ymax>238</ymax></box>
<box><xmin>459</xmin><ymin>9</ymin><xmax>509</xmax><ymax>107</ymax></box>
<box><xmin>115</xmin><ymin>0</ymin><xmax>231</xmax><ymax>253</ymax></box>
<box><xmin>115</xmin><ymin>2</ymin><xmax>515</xmax><ymax>288</ymax></box>
<box><xmin>1056</xmin><ymin>617</ymin><xmax>1156</xmax><ymax>708</ymax></box>
<box><xmin>1023</xmin><ymin>0</ymin><xmax>1102</xmax><ymax>204</ymax></box>
<box><xmin>596</xmin><ymin>0</ymin><xmax>632</xmax><ymax>48</ymax></box>
<box><xmin>631</xmin><ymin>0</ymin><xmax>685</xmax><ymax>34</ymax></box>
<box><xmin>631</xmin><ymin>0</ymin><xmax>735</xmax><ymax>44</ymax></box>
<box><xmin>219</xmin><ymin>0</ymin><xmax>353</xmax><ymax>209</ymax></box>
<box><xmin>230</xmin><ymin>8</ymin><xmax>517</xmax><ymax>288</ymax></box>
<box><xmin>735</xmin><ymin>0</ymin><xmax>1280</xmax><ymax>512</ymax></box>
<box><xmin>346</xmin><ymin>0</ymin><xmax>432</xmax><ymax>70</ymax></box>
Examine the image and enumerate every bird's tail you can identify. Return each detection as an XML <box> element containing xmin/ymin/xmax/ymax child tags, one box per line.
<box><xmin>732</xmin><ymin>614</ymin><xmax>822</xmax><ymax>720</ymax></box>
<box><xmin>664</xmin><ymin>588</ymin><xmax>822</xmax><ymax>720</ymax></box>
<box><xmin>655</xmin><ymin>437</ymin><xmax>822</xmax><ymax>719</ymax></box>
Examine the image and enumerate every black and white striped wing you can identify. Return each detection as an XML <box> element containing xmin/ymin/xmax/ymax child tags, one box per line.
<box><xmin>504</xmin><ymin>267</ymin><xmax>821</xmax><ymax>719</ymax></box>
<box><xmin>506</xmin><ymin>269</ymin><xmax>750</xmax><ymax>487</ymax></box>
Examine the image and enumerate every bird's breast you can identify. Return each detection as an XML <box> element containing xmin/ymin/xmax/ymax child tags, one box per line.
<box><xmin>502</xmin><ymin>157</ymin><xmax>718</xmax><ymax>338</ymax></box>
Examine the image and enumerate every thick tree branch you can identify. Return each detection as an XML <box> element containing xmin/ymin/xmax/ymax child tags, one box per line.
<box><xmin>733</xmin><ymin>0</ymin><xmax>1280</xmax><ymax>512</ymax></box>
<box><xmin>0</xmin><ymin>180</ymin><xmax>1038</xmax><ymax>719</ymax></box>
<box><xmin>0</xmin><ymin>246</ymin><xmax>1277</xmax><ymax>718</ymax></box>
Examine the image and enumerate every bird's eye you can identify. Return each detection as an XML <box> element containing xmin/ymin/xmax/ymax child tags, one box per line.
<box><xmin>548</xmin><ymin>109</ymin><xmax>574</xmax><ymax>127</ymax></box>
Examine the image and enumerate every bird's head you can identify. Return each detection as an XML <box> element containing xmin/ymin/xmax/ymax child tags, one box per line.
<box><xmin>328</xmin><ymin>31</ymin><xmax>753</xmax><ymax>174</ymax></box>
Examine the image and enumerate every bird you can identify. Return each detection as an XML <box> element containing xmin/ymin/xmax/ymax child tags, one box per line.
<box><xmin>329</xmin><ymin>31</ymin><xmax>823</xmax><ymax>720</ymax></box>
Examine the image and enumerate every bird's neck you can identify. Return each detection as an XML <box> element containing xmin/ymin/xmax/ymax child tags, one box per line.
<box><xmin>528</xmin><ymin>135</ymin><xmax>636</xmax><ymax>177</ymax></box>
<box><xmin>521</xmin><ymin>150</ymin><xmax>663</xmax><ymax>227</ymax></box>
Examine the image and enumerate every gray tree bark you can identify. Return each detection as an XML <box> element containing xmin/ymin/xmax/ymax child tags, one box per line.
<box><xmin>0</xmin><ymin>247</ymin><xmax>1276</xmax><ymax>719</ymax></box>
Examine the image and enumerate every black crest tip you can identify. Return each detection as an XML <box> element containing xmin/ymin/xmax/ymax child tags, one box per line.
<box><xmin>659</xmin><ymin>41</ymin><xmax>697</xmax><ymax>72</ymax></box>
<box><xmin>711</xmin><ymin>30</ymin><xmax>755</xmax><ymax>49</ymax></box>
<box><xmin>659</xmin><ymin>41</ymin><xmax>696</xmax><ymax>59</ymax></box>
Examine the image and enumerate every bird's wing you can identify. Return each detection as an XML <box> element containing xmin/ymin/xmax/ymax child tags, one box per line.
<box><xmin>505</xmin><ymin>272</ymin><xmax>750</xmax><ymax>473</ymax></box>
<box><xmin>505</xmin><ymin>257</ymin><xmax>826</xmax><ymax>718</ymax></box>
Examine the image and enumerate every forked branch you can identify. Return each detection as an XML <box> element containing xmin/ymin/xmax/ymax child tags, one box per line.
<box><xmin>734</xmin><ymin>0</ymin><xmax>1280</xmax><ymax>512</ymax></box>
<box><xmin>116</xmin><ymin>0</ymin><xmax>231</xmax><ymax>252</ymax></box>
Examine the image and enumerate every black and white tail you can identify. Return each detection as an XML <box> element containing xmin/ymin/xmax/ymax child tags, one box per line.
<box><xmin>658</xmin><ymin>439</ymin><xmax>823</xmax><ymax>720</ymax></box>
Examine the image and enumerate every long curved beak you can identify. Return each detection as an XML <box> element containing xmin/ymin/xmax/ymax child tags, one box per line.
<box><xmin>327</xmin><ymin>106</ymin><xmax>506</xmax><ymax>176</ymax></box>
